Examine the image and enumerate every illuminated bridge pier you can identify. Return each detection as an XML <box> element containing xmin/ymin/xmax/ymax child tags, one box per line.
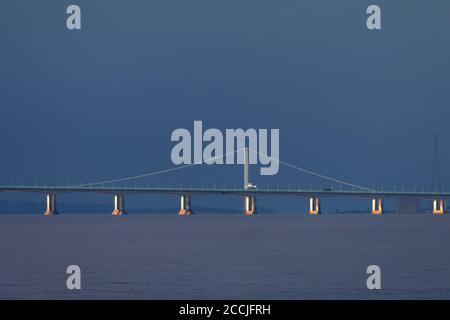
<box><xmin>43</xmin><ymin>193</ymin><xmax>58</xmax><ymax>216</ymax></box>
<box><xmin>432</xmin><ymin>199</ymin><xmax>446</xmax><ymax>215</ymax></box>
<box><xmin>244</xmin><ymin>195</ymin><xmax>256</xmax><ymax>215</ymax></box>
<box><xmin>309</xmin><ymin>196</ymin><xmax>320</xmax><ymax>215</ymax></box>
<box><xmin>112</xmin><ymin>193</ymin><xmax>126</xmax><ymax>216</ymax></box>
<box><xmin>371</xmin><ymin>197</ymin><xmax>383</xmax><ymax>215</ymax></box>
<box><xmin>178</xmin><ymin>194</ymin><xmax>193</xmax><ymax>215</ymax></box>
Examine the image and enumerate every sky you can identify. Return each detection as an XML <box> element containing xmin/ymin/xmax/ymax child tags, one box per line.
<box><xmin>1</xmin><ymin>0</ymin><xmax>450</xmax><ymax>211</ymax></box>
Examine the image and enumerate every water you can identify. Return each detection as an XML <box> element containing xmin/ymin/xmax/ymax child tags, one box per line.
<box><xmin>1</xmin><ymin>214</ymin><xmax>450</xmax><ymax>299</ymax></box>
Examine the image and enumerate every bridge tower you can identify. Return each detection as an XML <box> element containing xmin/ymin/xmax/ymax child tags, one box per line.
<box><xmin>43</xmin><ymin>193</ymin><xmax>59</xmax><ymax>216</ymax></box>
<box><xmin>244</xmin><ymin>147</ymin><xmax>256</xmax><ymax>215</ymax></box>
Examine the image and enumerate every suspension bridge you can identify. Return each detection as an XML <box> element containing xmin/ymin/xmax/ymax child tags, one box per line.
<box><xmin>0</xmin><ymin>148</ymin><xmax>448</xmax><ymax>216</ymax></box>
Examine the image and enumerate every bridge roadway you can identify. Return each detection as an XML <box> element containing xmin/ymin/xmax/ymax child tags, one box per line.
<box><xmin>0</xmin><ymin>185</ymin><xmax>449</xmax><ymax>198</ymax></box>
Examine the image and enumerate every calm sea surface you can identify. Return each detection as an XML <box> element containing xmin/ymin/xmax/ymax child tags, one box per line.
<box><xmin>1</xmin><ymin>214</ymin><xmax>450</xmax><ymax>299</ymax></box>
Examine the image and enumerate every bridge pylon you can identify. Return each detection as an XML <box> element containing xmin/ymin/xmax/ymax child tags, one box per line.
<box><xmin>43</xmin><ymin>193</ymin><xmax>59</xmax><ymax>216</ymax></box>
<box><xmin>371</xmin><ymin>198</ymin><xmax>383</xmax><ymax>215</ymax></box>
<box><xmin>178</xmin><ymin>194</ymin><xmax>193</xmax><ymax>215</ymax></box>
<box><xmin>112</xmin><ymin>193</ymin><xmax>126</xmax><ymax>215</ymax></box>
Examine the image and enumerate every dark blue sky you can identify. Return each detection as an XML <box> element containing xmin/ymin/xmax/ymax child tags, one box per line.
<box><xmin>1</xmin><ymin>1</ymin><xmax>450</xmax><ymax>210</ymax></box>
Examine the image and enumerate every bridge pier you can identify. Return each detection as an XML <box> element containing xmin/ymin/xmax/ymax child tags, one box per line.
<box><xmin>44</xmin><ymin>193</ymin><xmax>59</xmax><ymax>216</ymax></box>
<box><xmin>112</xmin><ymin>193</ymin><xmax>126</xmax><ymax>215</ymax></box>
<box><xmin>178</xmin><ymin>194</ymin><xmax>193</xmax><ymax>215</ymax></box>
<box><xmin>432</xmin><ymin>199</ymin><xmax>445</xmax><ymax>215</ymax></box>
<box><xmin>244</xmin><ymin>195</ymin><xmax>256</xmax><ymax>215</ymax></box>
<box><xmin>309</xmin><ymin>196</ymin><xmax>320</xmax><ymax>215</ymax></box>
<box><xmin>371</xmin><ymin>198</ymin><xmax>383</xmax><ymax>215</ymax></box>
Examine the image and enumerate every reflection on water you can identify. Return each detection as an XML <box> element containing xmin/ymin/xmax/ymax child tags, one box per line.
<box><xmin>0</xmin><ymin>214</ymin><xmax>450</xmax><ymax>299</ymax></box>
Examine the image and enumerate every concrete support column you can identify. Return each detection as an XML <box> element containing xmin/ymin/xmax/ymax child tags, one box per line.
<box><xmin>371</xmin><ymin>198</ymin><xmax>383</xmax><ymax>215</ymax></box>
<box><xmin>309</xmin><ymin>196</ymin><xmax>320</xmax><ymax>215</ymax></box>
<box><xmin>44</xmin><ymin>193</ymin><xmax>59</xmax><ymax>216</ymax></box>
<box><xmin>178</xmin><ymin>194</ymin><xmax>193</xmax><ymax>215</ymax></box>
<box><xmin>432</xmin><ymin>199</ymin><xmax>445</xmax><ymax>215</ymax></box>
<box><xmin>112</xmin><ymin>193</ymin><xmax>126</xmax><ymax>215</ymax></box>
<box><xmin>244</xmin><ymin>195</ymin><xmax>256</xmax><ymax>215</ymax></box>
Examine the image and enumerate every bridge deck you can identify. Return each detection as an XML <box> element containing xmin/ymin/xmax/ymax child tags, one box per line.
<box><xmin>0</xmin><ymin>186</ymin><xmax>449</xmax><ymax>199</ymax></box>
